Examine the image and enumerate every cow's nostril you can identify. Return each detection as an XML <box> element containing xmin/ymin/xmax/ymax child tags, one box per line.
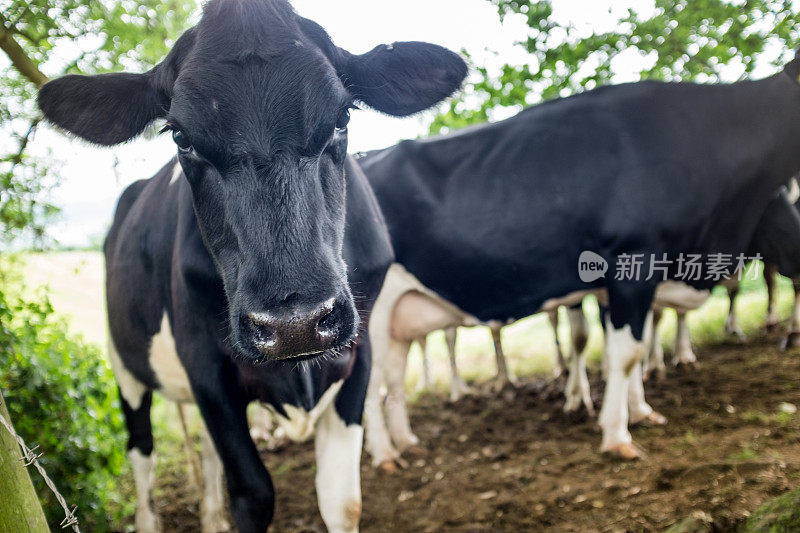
<box><xmin>316</xmin><ymin>308</ymin><xmax>338</xmax><ymax>336</ymax></box>
<box><xmin>244</xmin><ymin>314</ymin><xmax>276</xmax><ymax>347</ymax></box>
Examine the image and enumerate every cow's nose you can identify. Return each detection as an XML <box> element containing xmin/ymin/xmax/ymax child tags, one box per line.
<box><xmin>241</xmin><ymin>298</ymin><xmax>342</xmax><ymax>360</ymax></box>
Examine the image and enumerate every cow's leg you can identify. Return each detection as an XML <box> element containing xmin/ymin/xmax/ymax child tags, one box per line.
<box><xmin>177</xmin><ymin>404</ymin><xmax>203</xmax><ymax>490</ymax></box>
<box><xmin>445</xmin><ymin>326</ymin><xmax>471</xmax><ymax>401</ymax></box>
<box><xmin>121</xmin><ymin>390</ymin><xmax>160</xmax><ymax>533</ymax></box>
<box><xmin>765</xmin><ymin>264</ymin><xmax>780</xmax><ymax>331</ymax></box>
<box><xmin>643</xmin><ymin>308</ymin><xmax>666</xmax><ymax>381</ymax></box>
<box><xmin>363</xmin><ymin>291</ymin><xmax>402</xmax><ymax>471</ymax></box>
<box><xmin>548</xmin><ymin>308</ymin><xmax>567</xmax><ymax>377</ymax></box>
<box><xmin>110</xmin><ymin>337</ymin><xmax>161</xmax><ymax>533</ymax></box>
<box><xmin>314</xmin><ymin>340</ymin><xmax>371</xmax><ymax>533</ymax></box>
<box><xmin>563</xmin><ymin>306</ymin><xmax>593</xmax><ymax>415</ymax></box>
<box><xmin>599</xmin><ymin>283</ymin><xmax>654</xmax><ymax>459</ymax></box>
<box><xmin>782</xmin><ymin>279</ymin><xmax>800</xmax><ymax>349</ymax></box>
<box><xmin>385</xmin><ymin>338</ymin><xmax>420</xmax><ymax>453</ymax></box>
<box><xmin>489</xmin><ymin>325</ymin><xmax>517</xmax><ymax>391</ymax></box>
<box><xmin>199</xmin><ymin>418</ymin><xmax>230</xmax><ymax>533</ymax></box>
<box><xmin>315</xmin><ymin>400</ymin><xmax>364</xmax><ymax>533</ymax></box>
<box><xmin>672</xmin><ymin>311</ymin><xmax>698</xmax><ymax>367</ymax></box>
<box><xmin>724</xmin><ymin>281</ymin><xmax>746</xmax><ymax>340</ymax></box>
<box><xmin>415</xmin><ymin>335</ymin><xmax>432</xmax><ymax>392</ymax></box>
<box><xmin>628</xmin><ymin>357</ymin><xmax>667</xmax><ymax>426</ymax></box>
<box><xmin>191</xmin><ymin>364</ymin><xmax>274</xmax><ymax>532</ymax></box>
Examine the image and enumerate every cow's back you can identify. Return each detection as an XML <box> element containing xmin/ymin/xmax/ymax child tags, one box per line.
<box><xmin>361</xmin><ymin>78</ymin><xmax>798</xmax><ymax>321</ymax></box>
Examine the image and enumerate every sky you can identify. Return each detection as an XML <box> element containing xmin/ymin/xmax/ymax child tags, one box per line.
<box><xmin>16</xmin><ymin>0</ymin><xmax>786</xmax><ymax>247</ymax></box>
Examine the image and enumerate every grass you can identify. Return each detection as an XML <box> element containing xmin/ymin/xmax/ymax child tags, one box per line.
<box><xmin>739</xmin><ymin>486</ymin><xmax>800</xmax><ymax>532</ymax></box>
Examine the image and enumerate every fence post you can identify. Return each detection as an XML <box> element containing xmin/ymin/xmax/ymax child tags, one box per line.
<box><xmin>0</xmin><ymin>390</ymin><xmax>48</xmax><ymax>532</ymax></box>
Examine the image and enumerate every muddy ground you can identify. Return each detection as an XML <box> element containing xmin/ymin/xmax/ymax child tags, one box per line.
<box><xmin>153</xmin><ymin>333</ymin><xmax>800</xmax><ymax>532</ymax></box>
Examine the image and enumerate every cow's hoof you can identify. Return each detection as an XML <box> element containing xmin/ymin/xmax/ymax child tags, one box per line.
<box><xmin>490</xmin><ymin>374</ymin><xmax>518</xmax><ymax>393</ymax></box>
<box><xmin>135</xmin><ymin>509</ymin><xmax>162</xmax><ymax>533</ymax></box>
<box><xmin>673</xmin><ymin>360</ymin><xmax>700</xmax><ymax>372</ymax></box>
<box><xmin>563</xmin><ymin>396</ymin><xmax>582</xmax><ymax>414</ymax></box>
<box><xmin>644</xmin><ymin>367</ymin><xmax>667</xmax><ymax>382</ymax></box>
<box><xmin>201</xmin><ymin>516</ymin><xmax>231</xmax><ymax>533</ymax></box>
<box><xmin>448</xmin><ymin>383</ymin><xmax>474</xmax><ymax>403</ymax></box>
<box><xmin>377</xmin><ymin>457</ymin><xmax>408</xmax><ymax>474</ymax></box>
<box><xmin>401</xmin><ymin>445</ymin><xmax>427</xmax><ymax>459</ymax></box>
<box><xmin>631</xmin><ymin>411</ymin><xmax>667</xmax><ymax>426</ymax></box>
<box><xmin>781</xmin><ymin>332</ymin><xmax>800</xmax><ymax>350</ymax></box>
<box><xmin>602</xmin><ymin>442</ymin><xmax>646</xmax><ymax>460</ymax></box>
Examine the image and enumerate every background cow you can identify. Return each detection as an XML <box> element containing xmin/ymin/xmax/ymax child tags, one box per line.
<box><xmin>360</xmin><ymin>52</ymin><xmax>800</xmax><ymax>460</ymax></box>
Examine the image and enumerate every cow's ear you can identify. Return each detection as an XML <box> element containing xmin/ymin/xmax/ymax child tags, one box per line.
<box><xmin>37</xmin><ymin>28</ymin><xmax>196</xmax><ymax>146</ymax></box>
<box><xmin>342</xmin><ymin>42</ymin><xmax>467</xmax><ymax>117</ymax></box>
<box><xmin>38</xmin><ymin>72</ymin><xmax>163</xmax><ymax>145</ymax></box>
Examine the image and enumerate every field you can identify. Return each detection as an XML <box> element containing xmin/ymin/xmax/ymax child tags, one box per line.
<box><xmin>17</xmin><ymin>251</ymin><xmax>800</xmax><ymax>531</ymax></box>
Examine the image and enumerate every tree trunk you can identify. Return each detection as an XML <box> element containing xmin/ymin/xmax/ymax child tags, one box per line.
<box><xmin>0</xmin><ymin>391</ymin><xmax>48</xmax><ymax>532</ymax></box>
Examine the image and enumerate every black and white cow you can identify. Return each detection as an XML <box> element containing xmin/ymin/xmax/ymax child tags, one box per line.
<box><xmin>641</xmin><ymin>185</ymin><xmax>800</xmax><ymax>380</ymax></box>
<box><xmin>360</xmin><ymin>51</ymin><xmax>800</xmax><ymax>460</ymax></box>
<box><xmin>37</xmin><ymin>1</ymin><xmax>466</xmax><ymax>531</ymax></box>
<box><xmin>723</xmin><ymin>181</ymin><xmax>800</xmax><ymax>349</ymax></box>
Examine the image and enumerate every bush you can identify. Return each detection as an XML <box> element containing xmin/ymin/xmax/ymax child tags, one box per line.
<box><xmin>0</xmin><ymin>280</ymin><xmax>127</xmax><ymax>531</ymax></box>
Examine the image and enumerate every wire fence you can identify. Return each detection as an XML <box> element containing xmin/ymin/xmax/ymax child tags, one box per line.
<box><xmin>0</xmin><ymin>410</ymin><xmax>80</xmax><ymax>532</ymax></box>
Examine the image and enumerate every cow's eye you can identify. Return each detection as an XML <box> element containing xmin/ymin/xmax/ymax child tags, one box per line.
<box><xmin>335</xmin><ymin>108</ymin><xmax>350</xmax><ymax>131</ymax></box>
<box><xmin>172</xmin><ymin>129</ymin><xmax>193</xmax><ymax>152</ymax></box>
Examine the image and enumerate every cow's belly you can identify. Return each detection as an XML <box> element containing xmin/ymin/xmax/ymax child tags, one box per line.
<box><xmin>149</xmin><ymin>313</ymin><xmax>194</xmax><ymax>403</ymax></box>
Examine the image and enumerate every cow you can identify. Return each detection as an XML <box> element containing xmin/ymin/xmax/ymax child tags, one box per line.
<box><xmin>723</xmin><ymin>179</ymin><xmax>800</xmax><ymax>348</ymax></box>
<box><xmin>360</xmin><ymin>52</ymin><xmax>800</xmax><ymax>460</ymax></box>
<box><xmin>36</xmin><ymin>1</ymin><xmax>467</xmax><ymax>531</ymax></box>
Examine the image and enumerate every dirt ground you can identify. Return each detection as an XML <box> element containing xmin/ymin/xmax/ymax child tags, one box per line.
<box><xmin>153</xmin><ymin>333</ymin><xmax>800</xmax><ymax>532</ymax></box>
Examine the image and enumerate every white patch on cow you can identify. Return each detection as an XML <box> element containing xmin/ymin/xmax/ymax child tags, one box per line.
<box><xmin>129</xmin><ymin>449</ymin><xmax>161</xmax><ymax>533</ymax></box>
<box><xmin>627</xmin><ymin>359</ymin><xmax>654</xmax><ymax>422</ymax></box>
<box><xmin>169</xmin><ymin>162</ymin><xmax>183</xmax><ymax>185</ymax></box>
<box><xmin>654</xmin><ymin>281</ymin><xmax>710</xmax><ymax>312</ymax></box>
<box><xmin>108</xmin><ymin>333</ymin><xmax>147</xmax><ymax>411</ymax></box>
<box><xmin>598</xmin><ymin>313</ymin><xmax>651</xmax><ymax>452</ymax></box>
<box><xmin>150</xmin><ymin>313</ymin><xmax>194</xmax><ymax>403</ymax></box>
<box><xmin>788</xmin><ymin>176</ymin><xmax>800</xmax><ymax>204</ymax></box>
<box><xmin>200</xmin><ymin>421</ymin><xmax>229</xmax><ymax>533</ymax></box>
<box><xmin>564</xmin><ymin>307</ymin><xmax>593</xmax><ymax>414</ymax></box>
<box><xmin>673</xmin><ymin>311</ymin><xmax>697</xmax><ymax>365</ymax></box>
<box><xmin>541</xmin><ymin>288</ymin><xmax>607</xmax><ymax>312</ymax></box>
<box><xmin>266</xmin><ymin>380</ymin><xmax>344</xmax><ymax>442</ymax></box>
<box><xmin>315</xmin><ymin>403</ymin><xmax>363</xmax><ymax>533</ymax></box>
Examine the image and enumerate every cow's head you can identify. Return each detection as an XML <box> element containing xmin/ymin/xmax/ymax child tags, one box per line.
<box><xmin>38</xmin><ymin>0</ymin><xmax>466</xmax><ymax>362</ymax></box>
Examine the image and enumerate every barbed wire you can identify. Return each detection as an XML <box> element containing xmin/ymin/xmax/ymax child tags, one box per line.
<box><xmin>0</xmin><ymin>410</ymin><xmax>80</xmax><ymax>532</ymax></box>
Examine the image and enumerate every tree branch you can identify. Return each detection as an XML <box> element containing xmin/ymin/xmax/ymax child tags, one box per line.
<box><xmin>0</xmin><ymin>13</ymin><xmax>48</xmax><ymax>88</ymax></box>
<box><xmin>3</xmin><ymin>117</ymin><xmax>42</xmax><ymax>166</ymax></box>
